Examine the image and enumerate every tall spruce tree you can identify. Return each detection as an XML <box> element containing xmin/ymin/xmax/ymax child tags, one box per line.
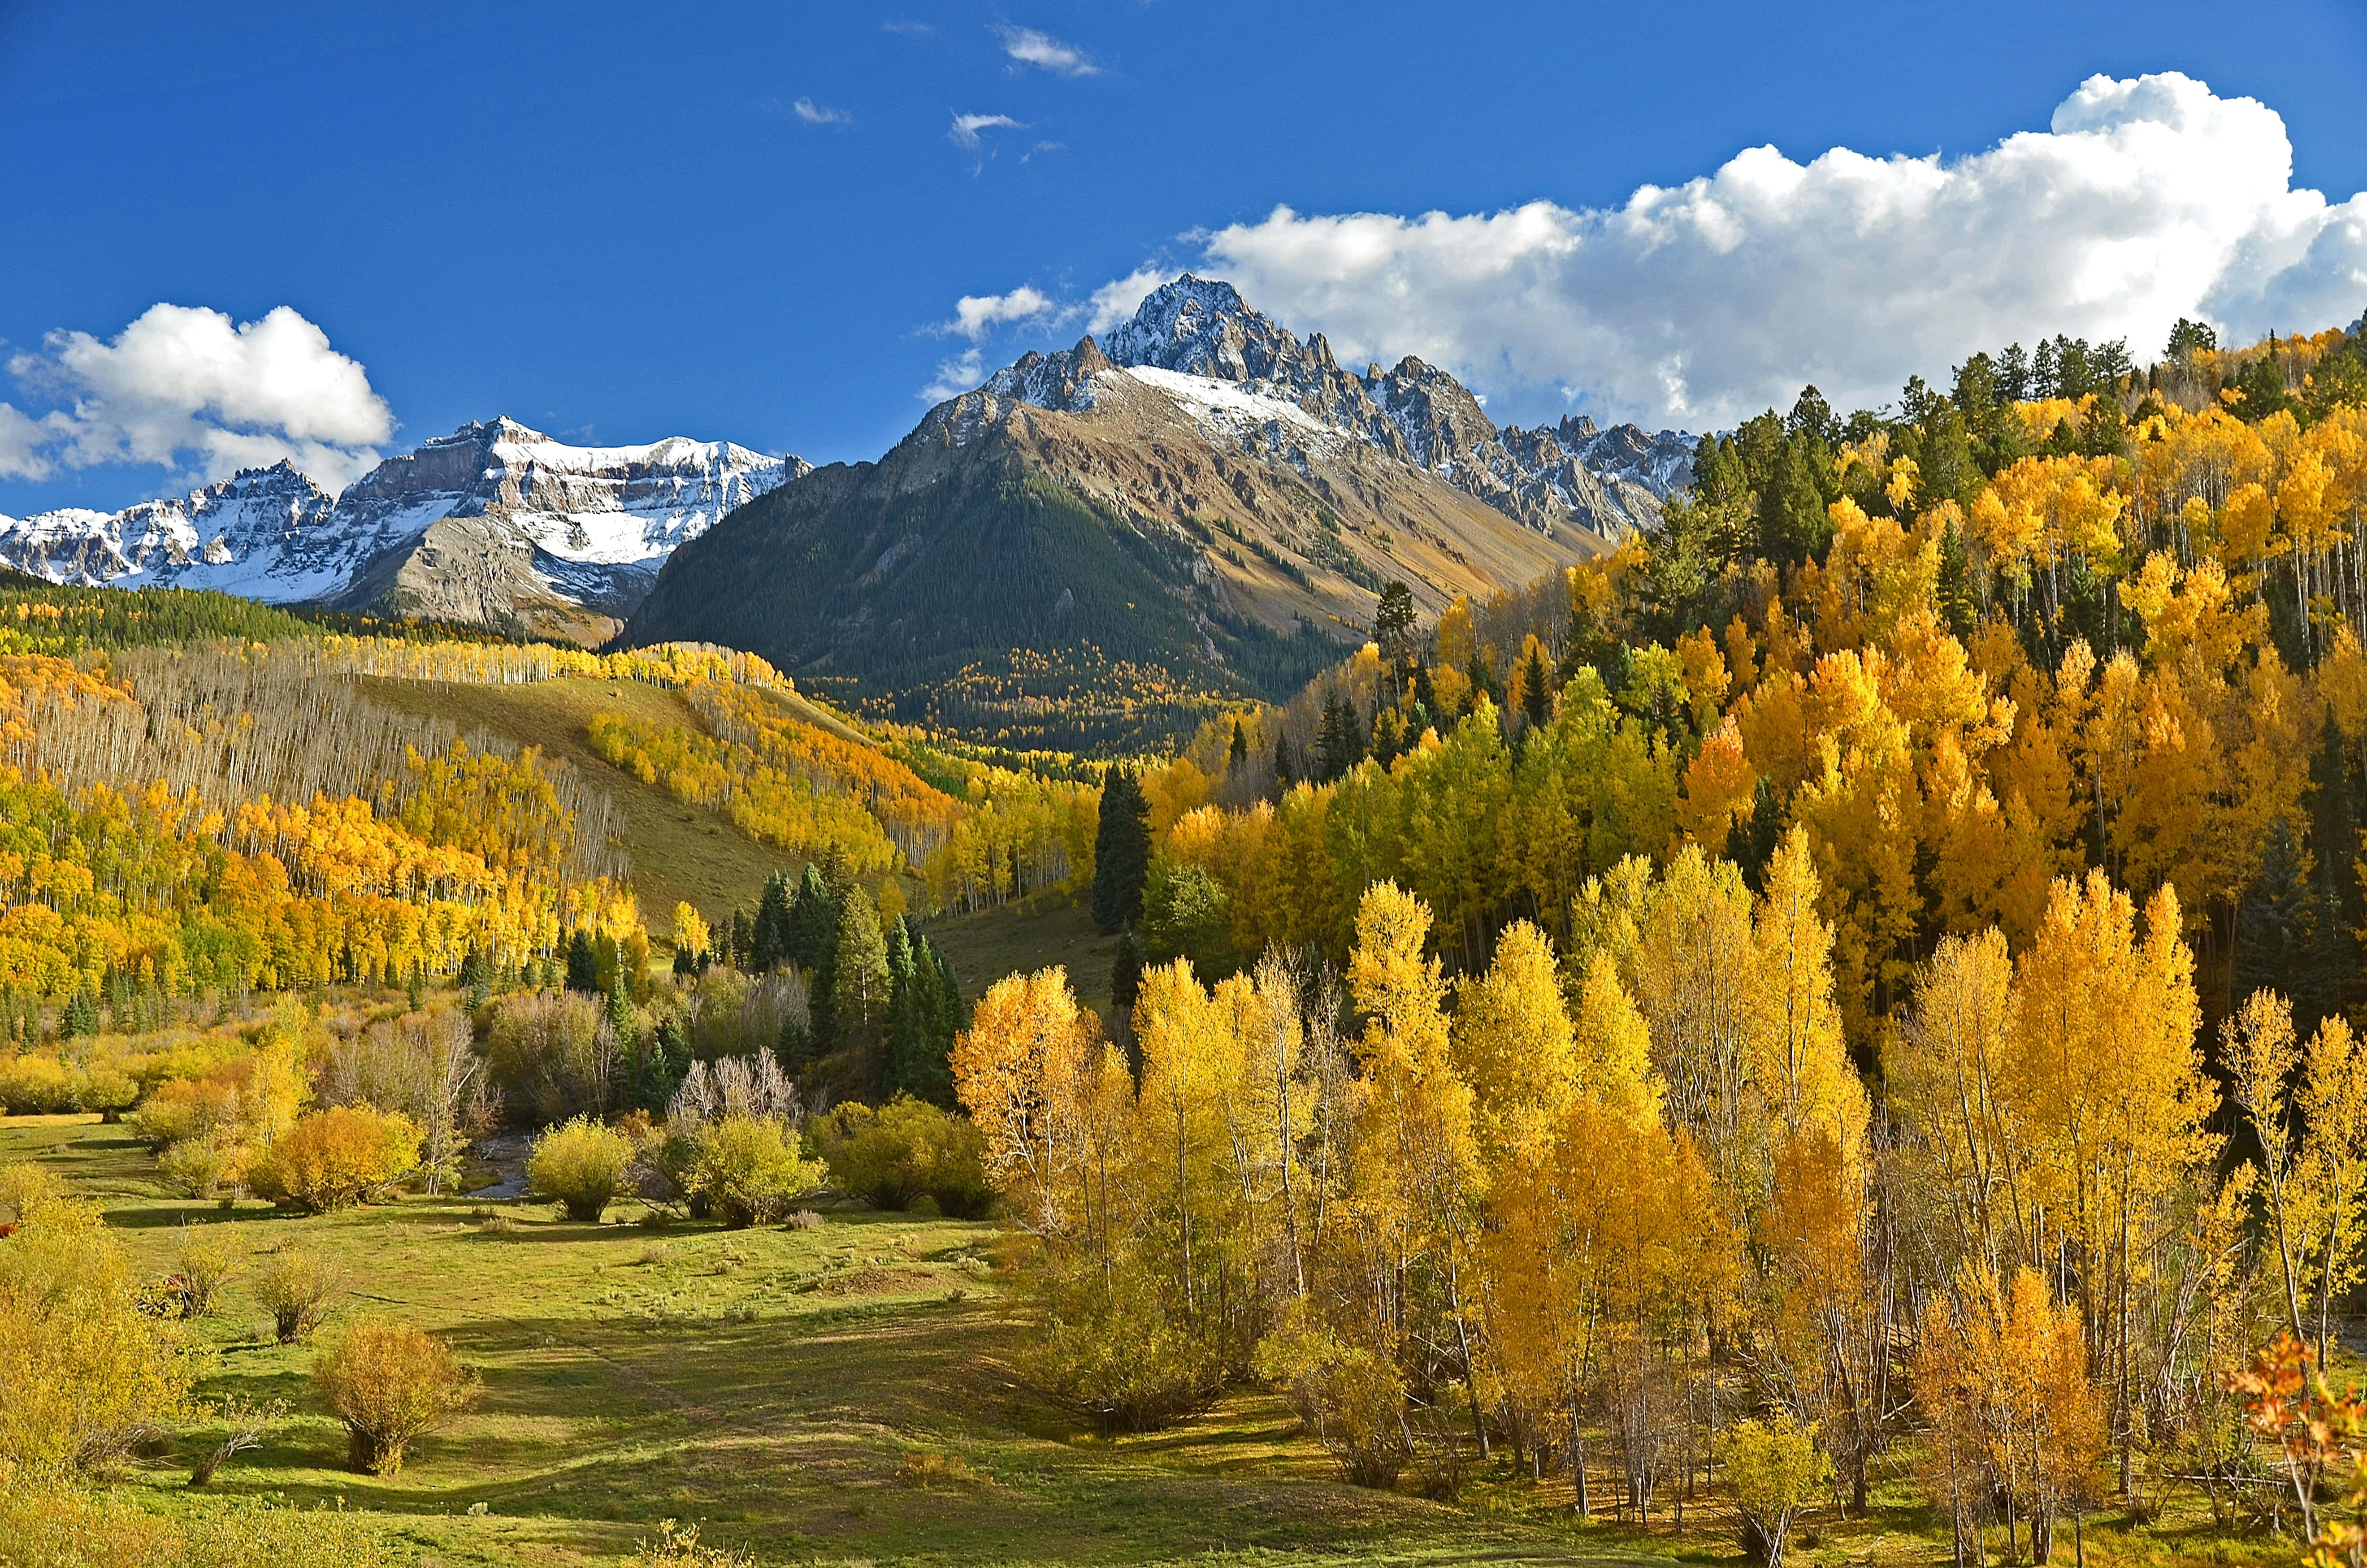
<box><xmin>1091</xmin><ymin>767</ymin><xmax>1152</xmax><ymax>932</ymax></box>
<box><xmin>786</xmin><ymin>864</ymin><xmax>835</xmax><ymax>970</ymax></box>
<box><xmin>2234</xmin><ymin>818</ymin><xmax>2333</xmax><ymax>1030</ymax></box>
<box><xmin>565</xmin><ymin>929</ymin><xmax>599</xmax><ymax>993</ymax></box>
<box><xmin>751</xmin><ymin>871</ymin><xmax>794</xmax><ymax>972</ymax></box>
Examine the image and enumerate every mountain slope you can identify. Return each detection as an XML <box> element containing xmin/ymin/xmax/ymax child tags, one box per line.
<box><xmin>0</xmin><ymin>419</ymin><xmax>806</xmax><ymax>642</ymax></box>
<box><xmin>627</xmin><ymin>276</ymin><xmax>1678</xmax><ymax>748</ymax></box>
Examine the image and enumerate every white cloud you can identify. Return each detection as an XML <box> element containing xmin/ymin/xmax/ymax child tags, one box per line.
<box><xmin>5</xmin><ymin>303</ymin><xmax>394</xmax><ymax>490</ymax></box>
<box><xmin>1085</xmin><ymin>265</ymin><xmax>1175</xmax><ymax>334</ymax></box>
<box><xmin>0</xmin><ymin>403</ymin><xmax>58</xmax><ymax>481</ymax></box>
<box><xmin>920</xmin><ymin>347</ymin><xmax>986</xmax><ymax>402</ymax></box>
<box><xmin>1077</xmin><ymin>73</ymin><xmax>2367</xmax><ymax>429</ymax></box>
<box><xmin>994</xmin><ymin>25</ymin><xmax>1096</xmax><ymax>77</ymax></box>
<box><xmin>949</xmin><ymin>112</ymin><xmax>1023</xmax><ymax>151</ymax></box>
<box><xmin>793</xmin><ymin>97</ymin><xmax>850</xmax><ymax>126</ymax></box>
<box><xmin>947</xmin><ymin>286</ymin><xmax>1056</xmax><ymax>340</ymax></box>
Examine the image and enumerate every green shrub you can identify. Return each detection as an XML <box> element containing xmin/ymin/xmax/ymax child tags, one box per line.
<box><xmin>252</xmin><ymin>1246</ymin><xmax>344</xmax><ymax>1343</ymax></box>
<box><xmin>169</xmin><ymin>1224</ymin><xmax>240</xmax><ymax>1317</ymax></box>
<box><xmin>251</xmin><ymin>1107</ymin><xmax>421</xmax><ymax>1213</ymax></box>
<box><xmin>674</xmin><ymin>1114</ymin><xmax>825</xmax><ymax>1229</ymax></box>
<box><xmin>313</xmin><ymin>1318</ymin><xmax>479</xmax><ymax>1476</ymax></box>
<box><xmin>527</xmin><ymin>1116</ymin><xmax>634</xmax><ymax>1222</ymax></box>
<box><xmin>157</xmin><ymin>1139</ymin><xmax>229</xmax><ymax>1201</ymax></box>
<box><xmin>809</xmin><ymin>1096</ymin><xmax>990</xmax><ymax>1216</ymax></box>
<box><xmin>1023</xmin><ymin>1256</ymin><xmax>1223</xmax><ymax>1433</ymax></box>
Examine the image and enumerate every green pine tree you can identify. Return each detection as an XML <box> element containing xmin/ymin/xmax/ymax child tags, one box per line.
<box><xmin>1091</xmin><ymin>768</ymin><xmax>1151</xmax><ymax>933</ymax></box>
<box><xmin>786</xmin><ymin>863</ymin><xmax>836</xmax><ymax>970</ymax></box>
<box><xmin>752</xmin><ymin>871</ymin><xmax>794</xmax><ymax>972</ymax></box>
<box><xmin>566</xmin><ymin>929</ymin><xmax>599</xmax><ymax>993</ymax></box>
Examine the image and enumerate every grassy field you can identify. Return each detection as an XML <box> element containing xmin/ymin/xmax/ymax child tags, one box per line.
<box><xmin>1</xmin><ymin>1112</ymin><xmax>2279</xmax><ymax>1568</ymax></box>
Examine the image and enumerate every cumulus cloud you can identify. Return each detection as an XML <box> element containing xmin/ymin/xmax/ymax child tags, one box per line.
<box><xmin>947</xmin><ymin>286</ymin><xmax>1056</xmax><ymax>340</ymax></box>
<box><xmin>949</xmin><ymin>112</ymin><xmax>1024</xmax><ymax>152</ymax></box>
<box><xmin>1073</xmin><ymin>73</ymin><xmax>2367</xmax><ymax>429</ymax></box>
<box><xmin>793</xmin><ymin>97</ymin><xmax>850</xmax><ymax>126</ymax></box>
<box><xmin>994</xmin><ymin>25</ymin><xmax>1096</xmax><ymax>77</ymax></box>
<box><xmin>4</xmin><ymin>303</ymin><xmax>393</xmax><ymax>491</ymax></box>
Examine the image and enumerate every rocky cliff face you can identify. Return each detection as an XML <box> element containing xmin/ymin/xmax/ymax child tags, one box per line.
<box><xmin>987</xmin><ymin>275</ymin><xmax>1693</xmax><ymax>541</ymax></box>
<box><xmin>0</xmin><ymin>419</ymin><xmax>806</xmax><ymax>639</ymax></box>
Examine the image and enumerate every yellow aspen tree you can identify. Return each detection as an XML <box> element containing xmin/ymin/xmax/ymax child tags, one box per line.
<box><xmin>1343</xmin><ymin>881</ymin><xmax>1485</xmax><ymax>1452</ymax></box>
<box><xmin>1451</xmin><ymin>919</ymin><xmax>1577</xmax><ymax>1174</ymax></box>
<box><xmin>1623</xmin><ymin>845</ymin><xmax>1761</xmax><ymax>1202</ymax></box>
<box><xmin>2224</xmin><ymin>988</ymin><xmax>2307</xmax><ymax>1340</ymax></box>
<box><xmin>2298</xmin><ymin>1015</ymin><xmax>2367</xmax><ymax>1351</ymax></box>
<box><xmin>1752</xmin><ymin>827</ymin><xmax>1868</xmax><ymax>1160</ymax></box>
<box><xmin>1890</xmin><ymin>930</ymin><xmax>2030</xmax><ymax>1274</ymax></box>
<box><xmin>952</xmin><ymin>966</ymin><xmax>1125</xmax><ymax>1247</ymax></box>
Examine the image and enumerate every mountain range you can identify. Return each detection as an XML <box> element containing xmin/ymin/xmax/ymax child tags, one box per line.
<box><xmin>0</xmin><ymin>420</ymin><xmax>804</xmax><ymax>641</ymax></box>
<box><xmin>0</xmin><ymin>275</ymin><xmax>1694</xmax><ymax>740</ymax></box>
<box><xmin>624</xmin><ymin>276</ymin><xmax>1694</xmax><ymax>743</ymax></box>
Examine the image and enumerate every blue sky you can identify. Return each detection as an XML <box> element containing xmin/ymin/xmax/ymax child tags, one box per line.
<box><xmin>3</xmin><ymin>0</ymin><xmax>2365</xmax><ymax>515</ymax></box>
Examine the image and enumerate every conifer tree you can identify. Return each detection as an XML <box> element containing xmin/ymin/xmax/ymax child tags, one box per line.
<box><xmin>1272</xmin><ymin>732</ymin><xmax>1296</xmax><ymax>793</ymax></box>
<box><xmin>786</xmin><ymin>863</ymin><xmax>835</xmax><ymax>971</ymax></box>
<box><xmin>751</xmin><ymin>871</ymin><xmax>794</xmax><ymax>972</ymax></box>
<box><xmin>62</xmin><ymin>984</ymin><xmax>99</xmax><ymax>1039</ymax></box>
<box><xmin>1110</xmin><ymin>927</ymin><xmax>1146</xmax><ymax>1017</ymax></box>
<box><xmin>1091</xmin><ymin>768</ymin><xmax>1152</xmax><ymax>933</ymax></box>
<box><xmin>1228</xmin><ymin>717</ymin><xmax>1249</xmax><ymax>772</ymax></box>
<box><xmin>566</xmin><ymin>929</ymin><xmax>599</xmax><ymax>994</ymax></box>
<box><xmin>2236</xmin><ymin>819</ymin><xmax>2330</xmax><ymax>1030</ymax></box>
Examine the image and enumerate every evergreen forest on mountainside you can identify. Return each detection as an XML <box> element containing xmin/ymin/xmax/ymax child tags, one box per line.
<box><xmin>13</xmin><ymin>312</ymin><xmax>2367</xmax><ymax>1568</ymax></box>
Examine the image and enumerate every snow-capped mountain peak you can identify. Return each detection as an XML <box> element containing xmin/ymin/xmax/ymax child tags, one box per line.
<box><xmin>0</xmin><ymin>419</ymin><xmax>808</xmax><ymax>636</ymax></box>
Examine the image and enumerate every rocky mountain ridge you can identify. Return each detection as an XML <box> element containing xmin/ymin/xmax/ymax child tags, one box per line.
<box><xmin>0</xmin><ymin>419</ymin><xmax>805</xmax><ymax>640</ymax></box>
<box><xmin>987</xmin><ymin>274</ymin><xmax>1694</xmax><ymax>541</ymax></box>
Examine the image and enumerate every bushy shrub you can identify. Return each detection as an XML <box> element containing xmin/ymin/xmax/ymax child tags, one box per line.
<box><xmin>0</xmin><ymin>1052</ymin><xmax>82</xmax><ymax>1114</ymax></box>
<box><xmin>1254</xmin><ymin>1312</ymin><xmax>1408</xmax><ymax>1487</ymax></box>
<box><xmin>0</xmin><ymin>1163</ymin><xmax>194</xmax><ymax>1475</ymax></box>
<box><xmin>1022</xmin><ymin>1257</ymin><xmax>1223</xmax><ymax>1433</ymax></box>
<box><xmin>672</xmin><ymin>1114</ymin><xmax>825</xmax><ymax>1229</ymax></box>
<box><xmin>126</xmin><ymin>1075</ymin><xmax>232</xmax><ymax>1152</ymax></box>
<box><xmin>528</xmin><ymin>1115</ymin><xmax>634</xmax><ymax>1221</ymax></box>
<box><xmin>251</xmin><ymin>1107</ymin><xmax>421</xmax><ymax>1213</ymax></box>
<box><xmin>169</xmin><ymin>1224</ymin><xmax>240</xmax><ymax>1317</ymax></box>
<box><xmin>313</xmin><ymin>1317</ymin><xmax>479</xmax><ymax>1475</ymax></box>
<box><xmin>810</xmin><ymin>1096</ymin><xmax>991</xmax><ymax>1216</ymax></box>
<box><xmin>82</xmin><ymin>1067</ymin><xmax>139</xmax><ymax>1122</ymax></box>
<box><xmin>158</xmin><ymin>1138</ymin><xmax>232</xmax><ymax>1201</ymax></box>
<box><xmin>252</xmin><ymin>1245</ymin><xmax>344</xmax><ymax>1343</ymax></box>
